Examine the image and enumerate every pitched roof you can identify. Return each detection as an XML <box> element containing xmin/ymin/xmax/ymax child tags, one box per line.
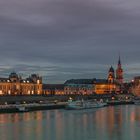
<box><xmin>64</xmin><ymin>79</ymin><xmax>95</xmax><ymax>84</ymax></box>
<box><xmin>64</xmin><ymin>78</ymin><xmax>108</xmax><ymax>85</ymax></box>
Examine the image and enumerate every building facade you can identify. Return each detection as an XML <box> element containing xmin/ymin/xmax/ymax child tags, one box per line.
<box><xmin>0</xmin><ymin>72</ymin><xmax>42</xmax><ymax>95</ymax></box>
<box><xmin>131</xmin><ymin>76</ymin><xmax>140</xmax><ymax>96</ymax></box>
<box><xmin>94</xmin><ymin>79</ymin><xmax>117</xmax><ymax>94</ymax></box>
<box><xmin>64</xmin><ymin>57</ymin><xmax>123</xmax><ymax>95</ymax></box>
<box><xmin>64</xmin><ymin>79</ymin><xmax>94</xmax><ymax>95</ymax></box>
<box><xmin>108</xmin><ymin>66</ymin><xmax>115</xmax><ymax>83</ymax></box>
<box><xmin>64</xmin><ymin>78</ymin><xmax>119</xmax><ymax>95</ymax></box>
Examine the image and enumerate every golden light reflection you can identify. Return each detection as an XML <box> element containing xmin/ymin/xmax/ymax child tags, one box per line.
<box><xmin>0</xmin><ymin>106</ymin><xmax>140</xmax><ymax>140</ymax></box>
<box><xmin>130</xmin><ymin>112</ymin><xmax>135</xmax><ymax>122</ymax></box>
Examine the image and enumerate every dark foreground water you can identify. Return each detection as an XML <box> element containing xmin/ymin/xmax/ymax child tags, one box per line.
<box><xmin>0</xmin><ymin>105</ymin><xmax>140</xmax><ymax>140</ymax></box>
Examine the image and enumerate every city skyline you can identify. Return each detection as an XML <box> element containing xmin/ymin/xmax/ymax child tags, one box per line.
<box><xmin>0</xmin><ymin>57</ymin><xmax>134</xmax><ymax>84</ymax></box>
<box><xmin>0</xmin><ymin>0</ymin><xmax>140</xmax><ymax>83</ymax></box>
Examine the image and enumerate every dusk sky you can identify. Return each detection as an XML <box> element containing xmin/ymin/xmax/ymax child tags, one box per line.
<box><xmin>0</xmin><ymin>0</ymin><xmax>140</xmax><ymax>83</ymax></box>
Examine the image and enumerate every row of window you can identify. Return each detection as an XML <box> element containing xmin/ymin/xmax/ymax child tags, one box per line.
<box><xmin>0</xmin><ymin>85</ymin><xmax>41</xmax><ymax>90</ymax></box>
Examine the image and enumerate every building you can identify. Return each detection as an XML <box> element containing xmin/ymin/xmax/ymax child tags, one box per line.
<box><xmin>131</xmin><ymin>76</ymin><xmax>140</xmax><ymax>96</ymax></box>
<box><xmin>64</xmin><ymin>77</ymin><xmax>119</xmax><ymax>95</ymax></box>
<box><xmin>64</xmin><ymin>58</ymin><xmax>123</xmax><ymax>95</ymax></box>
<box><xmin>93</xmin><ymin>65</ymin><xmax>121</xmax><ymax>94</ymax></box>
<box><xmin>0</xmin><ymin>72</ymin><xmax>42</xmax><ymax>95</ymax></box>
<box><xmin>64</xmin><ymin>79</ymin><xmax>95</xmax><ymax>95</ymax></box>
<box><xmin>43</xmin><ymin>84</ymin><xmax>64</xmax><ymax>95</ymax></box>
<box><xmin>108</xmin><ymin>66</ymin><xmax>115</xmax><ymax>83</ymax></box>
<box><xmin>94</xmin><ymin>79</ymin><xmax>116</xmax><ymax>94</ymax></box>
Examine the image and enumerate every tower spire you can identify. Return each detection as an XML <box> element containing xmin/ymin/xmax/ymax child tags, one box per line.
<box><xmin>116</xmin><ymin>54</ymin><xmax>123</xmax><ymax>84</ymax></box>
<box><xmin>108</xmin><ymin>66</ymin><xmax>115</xmax><ymax>83</ymax></box>
<box><xmin>118</xmin><ymin>53</ymin><xmax>121</xmax><ymax>65</ymax></box>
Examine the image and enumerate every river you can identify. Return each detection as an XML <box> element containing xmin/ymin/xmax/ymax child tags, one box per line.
<box><xmin>0</xmin><ymin>105</ymin><xmax>140</xmax><ymax>140</ymax></box>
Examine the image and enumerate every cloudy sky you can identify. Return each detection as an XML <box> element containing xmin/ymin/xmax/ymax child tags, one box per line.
<box><xmin>0</xmin><ymin>0</ymin><xmax>140</xmax><ymax>83</ymax></box>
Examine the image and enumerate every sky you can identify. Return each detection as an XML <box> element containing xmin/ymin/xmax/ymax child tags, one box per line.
<box><xmin>0</xmin><ymin>0</ymin><xmax>140</xmax><ymax>83</ymax></box>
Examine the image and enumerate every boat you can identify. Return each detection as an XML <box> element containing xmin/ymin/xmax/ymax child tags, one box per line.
<box><xmin>65</xmin><ymin>99</ymin><xmax>107</xmax><ymax>110</ymax></box>
<box><xmin>16</xmin><ymin>105</ymin><xmax>29</xmax><ymax>112</ymax></box>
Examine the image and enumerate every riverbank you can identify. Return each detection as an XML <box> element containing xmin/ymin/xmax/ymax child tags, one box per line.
<box><xmin>0</xmin><ymin>94</ymin><xmax>135</xmax><ymax>113</ymax></box>
<box><xmin>0</xmin><ymin>93</ymin><xmax>134</xmax><ymax>104</ymax></box>
<box><xmin>0</xmin><ymin>102</ymin><xmax>67</xmax><ymax>113</ymax></box>
<box><xmin>0</xmin><ymin>100</ymin><xmax>135</xmax><ymax>114</ymax></box>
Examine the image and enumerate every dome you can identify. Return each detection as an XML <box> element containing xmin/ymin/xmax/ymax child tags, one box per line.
<box><xmin>9</xmin><ymin>72</ymin><xmax>18</xmax><ymax>79</ymax></box>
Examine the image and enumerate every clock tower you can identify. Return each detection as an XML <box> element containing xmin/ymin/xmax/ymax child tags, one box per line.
<box><xmin>108</xmin><ymin>66</ymin><xmax>115</xmax><ymax>83</ymax></box>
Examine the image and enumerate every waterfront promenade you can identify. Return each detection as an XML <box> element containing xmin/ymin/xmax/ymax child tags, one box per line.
<box><xmin>0</xmin><ymin>93</ymin><xmax>135</xmax><ymax>113</ymax></box>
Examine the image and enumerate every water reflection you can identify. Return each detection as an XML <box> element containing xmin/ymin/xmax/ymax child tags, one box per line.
<box><xmin>0</xmin><ymin>105</ymin><xmax>140</xmax><ymax>140</ymax></box>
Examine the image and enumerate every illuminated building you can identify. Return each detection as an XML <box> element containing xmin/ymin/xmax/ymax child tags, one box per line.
<box><xmin>131</xmin><ymin>76</ymin><xmax>140</xmax><ymax>96</ymax></box>
<box><xmin>0</xmin><ymin>72</ymin><xmax>42</xmax><ymax>95</ymax></box>
<box><xmin>64</xmin><ymin>79</ymin><xmax>94</xmax><ymax>95</ymax></box>
<box><xmin>64</xmin><ymin>62</ymin><xmax>121</xmax><ymax>95</ymax></box>
<box><xmin>94</xmin><ymin>80</ymin><xmax>116</xmax><ymax>94</ymax></box>
<box><xmin>94</xmin><ymin>67</ymin><xmax>118</xmax><ymax>94</ymax></box>
<box><xmin>64</xmin><ymin>78</ymin><xmax>119</xmax><ymax>95</ymax></box>
<box><xmin>108</xmin><ymin>66</ymin><xmax>115</xmax><ymax>83</ymax></box>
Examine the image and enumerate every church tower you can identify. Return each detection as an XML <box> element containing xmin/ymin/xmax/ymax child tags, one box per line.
<box><xmin>108</xmin><ymin>66</ymin><xmax>115</xmax><ymax>83</ymax></box>
<box><xmin>116</xmin><ymin>55</ymin><xmax>123</xmax><ymax>84</ymax></box>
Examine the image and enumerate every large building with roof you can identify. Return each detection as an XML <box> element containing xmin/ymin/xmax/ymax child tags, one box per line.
<box><xmin>64</xmin><ymin>57</ymin><xmax>123</xmax><ymax>95</ymax></box>
<box><xmin>64</xmin><ymin>79</ymin><xmax>95</xmax><ymax>95</ymax></box>
<box><xmin>64</xmin><ymin>78</ymin><xmax>118</xmax><ymax>95</ymax></box>
<box><xmin>0</xmin><ymin>72</ymin><xmax>42</xmax><ymax>95</ymax></box>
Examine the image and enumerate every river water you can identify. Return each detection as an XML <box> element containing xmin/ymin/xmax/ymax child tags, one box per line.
<box><xmin>0</xmin><ymin>105</ymin><xmax>140</xmax><ymax>140</ymax></box>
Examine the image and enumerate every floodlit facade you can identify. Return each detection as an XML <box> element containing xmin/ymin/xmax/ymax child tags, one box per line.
<box><xmin>64</xmin><ymin>59</ymin><xmax>122</xmax><ymax>95</ymax></box>
<box><xmin>64</xmin><ymin>78</ymin><xmax>119</xmax><ymax>95</ymax></box>
<box><xmin>0</xmin><ymin>72</ymin><xmax>42</xmax><ymax>95</ymax></box>
<box><xmin>131</xmin><ymin>76</ymin><xmax>140</xmax><ymax>96</ymax></box>
<box><xmin>94</xmin><ymin>82</ymin><xmax>116</xmax><ymax>94</ymax></box>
